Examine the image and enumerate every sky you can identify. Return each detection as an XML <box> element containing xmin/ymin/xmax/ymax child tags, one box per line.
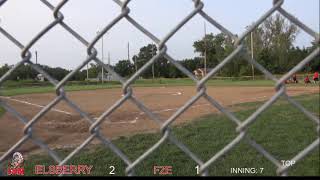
<box><xmin>0</xmin><ymin>0</ymin><xmax>319</xmax><ymax>70</ymax></box>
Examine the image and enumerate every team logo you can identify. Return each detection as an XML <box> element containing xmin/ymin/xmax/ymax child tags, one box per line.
<box><xmin>7</xmin><ymin>152</ymin><xmax>25</xmax><ymax>176</ymax></box>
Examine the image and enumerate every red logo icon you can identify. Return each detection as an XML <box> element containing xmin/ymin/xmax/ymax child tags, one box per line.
<box><xmin>7</xmin><ymin>152</ymin><xmax>25</xmax><ymax>176</ymax></box>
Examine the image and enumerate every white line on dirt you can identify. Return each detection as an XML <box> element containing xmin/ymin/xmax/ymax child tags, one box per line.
<box><xmin>93</xmin><ymin>117</ymin><xmax>137</xmax><ymax>124</ymax></box>
<box><xmin>108</xmin><ymin>119</ymin><xmax>137</xmax><ymax>124</ymax></box>
<box><xmin>133</xmin><ymin>95</ymin><xmax>269</xmax><ymax>122</ymax></box>
<box><xmin>0</xmin><ymin>96</ymin><xmax>73</xmax><ymax>115</ymax></box>
<box><xmin>171</xmin><ymin>92</ymin><xmax>182</xmax><ymax>96</ymax></box>
<box><xmin>122</xmin><ymin>91</ymin><xmax>183</xmax><ymax>97</ymax></box>
<box><xmin>138</xmin><ymin>102</ymin><xmax>215</xmax><ymax>116</ymax></box>
<box><xmin>1</xmin><ymin>94</ymin><xmax>270</xmax><ymax>126</ymax></box>
<box><xmin>1</xmin><ymin>96</ymin><xmax>138</xmax><ymax>125</ymax></box>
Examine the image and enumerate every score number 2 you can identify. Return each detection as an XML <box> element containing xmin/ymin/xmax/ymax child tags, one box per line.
<box><xmin>109</xmin><ymin>166</ymin><xmax>115</xmax><ymax>175</ymax></box>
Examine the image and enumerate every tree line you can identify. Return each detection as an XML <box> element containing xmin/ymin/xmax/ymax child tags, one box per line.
<box><xmin>0</xmin><ymin>13</ymin><xmax>319</xmax><ymax>81</ymax></box>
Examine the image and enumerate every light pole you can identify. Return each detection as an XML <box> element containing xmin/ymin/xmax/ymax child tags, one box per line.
<box><xmin>108</xmin><ymin>51</ymin><xmax>110</xmax><ymax>81</ymax></box>
<box><xmin>246</xmin><ymin>25</ymin><xmax>255</xmax><ymax>81</ymax></box>
<box><xmin>204</xmin><ymin>21</ymin><xmax>207</xmax><ymax>77</ymax></box>
<box><xmin>127</xmin><ymin>42</ymin><xmax>130</xmax><ymax>63</ymax></box>
<box><xmin>86</xmin><ymin>63</ymin><xmax>89</xmax><ymax>81</ymax></box>
<box><xmin>151</xmin><ymin>45</ymin><xmax>155</xmax><ymax>81</ymax></box>
<box><xmin>35</xmin><ymin>51</ymin><xmax>38</xmax><ymax>64</ymax></box>
<box><xmin>133</xmin><ymin>55</ymin><xmax>138</xmax><ymax>73</ymax></box>
<box><xmin>250</xmin><ymin>31</ymin><xmax>255</xmax><ymax>80</ymax></box>
<box><xmin>97</xmin><ymin>30</ymin><xmax>105</xmax><ymax>83</ymax></box>
<box><xmin>152</xmin><ymin>63</ymin><xmax>155</xmax><ymax>81</ymax></box>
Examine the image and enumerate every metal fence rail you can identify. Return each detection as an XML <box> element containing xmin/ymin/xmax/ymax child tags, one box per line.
<box><xmin>0</xmin><ymin>0</ymin><xmax>319</xmax><ymax>176</ymax></box>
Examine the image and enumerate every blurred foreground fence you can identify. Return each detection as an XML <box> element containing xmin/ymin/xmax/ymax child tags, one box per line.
<box><xmin>0</xmin><ymin>0</ymin><xmax>319</xmax><ymax>176</ymax></box>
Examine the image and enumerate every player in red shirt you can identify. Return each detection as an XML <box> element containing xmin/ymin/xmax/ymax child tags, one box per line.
<box><xmin>313</xmin><ymin>72</ymin><xmax>319</xmax><ymax>83</ymax></box>
<box><xmin>304</xmin><ymin>76</ymin><xmax>311</xmax><ymax>84</ymax></box>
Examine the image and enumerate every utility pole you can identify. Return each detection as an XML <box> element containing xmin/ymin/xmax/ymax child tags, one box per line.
<box><xmin>152</xmin><ymin>45</ymin><xmax>155</xmax><ymax>81</ymax></box>
<box><xmin>152</xmin><ymin>64</ymin><xmax>155</xmax><ymax>81</ymax></box>
<box><xmin>133</xmin><ymin>56</ymin><xmax>138</xmax><ymax>73</ymax></box>
<box><xmin>127</xmin><ymin>42</ymin><xmax>130</xmax><ymax>63</ymax></box>
<box><xmin>251</xmin><ymin>31</ymin><xmax>255</xmax><ymax>80</ymax></box>
<box><xmin>97</xmin><ymin>30</ymin><xmax>105</xmax><ymax>83</ymax></box>
<box><xmin>35</xmin><ymin>51</ymin><xmax>38</xmax><ymax>64</ymax></box>
<box><xmin>204</xmin><ymin>21</ymin><xmax>207</xmax><ymax>77</ymax></box>
<box><xmin>128</xmin><ymin>42</ymin><xmax>137</xmax><ymax>79</ymax></box>
<box><xmin>101</xmin><ymin>33</ymin><xmax>104</xmax><ymax>83</ymax></box>
<box><xmin>86</xmin><ymin>63</ymin><xmax>89</xmax><ymax>81</ymax></box>
<box><xmin>108</xmin><ymin>51</ymin><xmax>110</xmax><ymax>81</ymax></box>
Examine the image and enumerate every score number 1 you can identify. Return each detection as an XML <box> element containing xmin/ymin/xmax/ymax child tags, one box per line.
<box><xmin>195</xmin><ymin>165</ymin><xmax>200</xmax><ymax>175</ymax></box>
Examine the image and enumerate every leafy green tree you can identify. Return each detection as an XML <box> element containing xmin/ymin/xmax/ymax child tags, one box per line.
<box><xmin>134</xmin><ymin>44</ymin><xmax>170</xmax><ymax>78</ymax></box>
<box><xmin>307</xmin><ymin>40</ymin><xmax>320</xmax><ymax>72</ymax></box>
<box><xmin>193</xmin><ymin>32</ymin><xmax>247</xmax><ymax>77</ymax></box>
<box><xmin>259</xmin><ymin>13</ymin><xmax>299</xmax><ymax>73</ymax></box>
<box><xmin>0</xmin><ymin>64</ymin><xmax>11</xmax><ymax>78</ymax></box>
<box><xmin>134</xmin><ymin>44</ymin><xmax>155</xmax><ymax>78</ymax></box>
<box><xmin>114</xmin><ymin>60</ymin><xmax>134</xmax><ymax>77</ymax></box>
<box><xmin>193</xmin><ymin>33</ymin><xmax>232</xmax><ymax>68</ymax></box>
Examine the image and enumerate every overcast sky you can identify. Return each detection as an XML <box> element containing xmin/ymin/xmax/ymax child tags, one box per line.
<box><xmin>0</xmin><ymin>0</ymin><xmax>319</xmax><ymax>70</ymax></box>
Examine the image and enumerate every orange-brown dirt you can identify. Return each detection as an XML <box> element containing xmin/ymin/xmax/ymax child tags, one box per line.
<box><xmin>0</xmin><ymin>86</ymin><xmax>318</xmax><ymax>155</ymax></box>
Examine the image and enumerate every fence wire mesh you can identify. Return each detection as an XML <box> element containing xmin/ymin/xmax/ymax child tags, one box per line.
<box><xmin>0</xmin><ymin>0</ymin><xmax>319</xmax><ymax>176</ymax></box>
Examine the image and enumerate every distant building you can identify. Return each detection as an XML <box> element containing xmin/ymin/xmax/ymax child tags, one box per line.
<box><xmin>97</xmin><ymin>72</ymin><xmax>118</xmax><ymax>81</ymax></box>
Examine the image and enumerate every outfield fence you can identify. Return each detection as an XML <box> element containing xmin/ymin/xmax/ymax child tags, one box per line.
<box><xmin>0</xmin><ymin>0</ymin><xmax>319</xmax><ymax>176</ymax></box>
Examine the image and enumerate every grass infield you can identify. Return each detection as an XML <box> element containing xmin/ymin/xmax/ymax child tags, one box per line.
<box><xmin>0</xmin><ymin>108</ymin><xmax>4</xmax><ymax>118</ymax></box>
<box><xmin>1</xmin><ymin>78</ymin><xmax>314</xmax><ymax>96</ymax></box>
<box><xmin>8</xmin><ymin>93</ymin><xmax>319</xmax><ymax>176</ymax></box>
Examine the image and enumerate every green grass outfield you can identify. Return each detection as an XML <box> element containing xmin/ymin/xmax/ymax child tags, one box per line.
<box><xmin>13</xmin><ymin>93</ymin><xmax>319</xmax><ymax>176</ymax></box>
<box><xmin>0</xmin><ymin>78</ymin><xmax>312</xmax><ymax>96</ymax></box>
<box><xmin>0</xmin><ymin>108</ymin><xmax>4</xmax><ymax>118</ymax></box>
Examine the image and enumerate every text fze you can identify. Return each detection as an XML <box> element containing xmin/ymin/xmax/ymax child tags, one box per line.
<box><xmin>153</xmin><ymin>166</ymin><xmax>173</xmax><ymax>175</ymax></box>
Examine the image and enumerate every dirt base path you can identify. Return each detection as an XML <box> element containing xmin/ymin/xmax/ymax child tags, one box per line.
<box><xmin>0</xmin><ymin>86</ymin><xmax>318</xmax><ymax>154</ymax></box>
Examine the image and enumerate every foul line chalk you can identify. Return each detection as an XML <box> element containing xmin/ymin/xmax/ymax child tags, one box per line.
<box><xmin>0</xmin><ymin>96</ymin><xmax>73</xmax><ymax>116</ymax></box>
<box><xmin>93</xmin><ymin>117</ymin><xmax>137</xmax><ymax>124</ymax></box>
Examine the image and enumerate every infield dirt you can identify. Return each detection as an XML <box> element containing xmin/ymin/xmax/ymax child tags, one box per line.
<box><xmin>0</xmin><ymin>86</ymin><xmax>318</xmax><ymax>155</ymax></box>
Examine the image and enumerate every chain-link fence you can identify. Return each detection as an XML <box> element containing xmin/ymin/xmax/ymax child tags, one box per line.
<box><xmin>0</xmin><ymin>0</ymin><xmax>319</xmax><ymax>176</ymax></box>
